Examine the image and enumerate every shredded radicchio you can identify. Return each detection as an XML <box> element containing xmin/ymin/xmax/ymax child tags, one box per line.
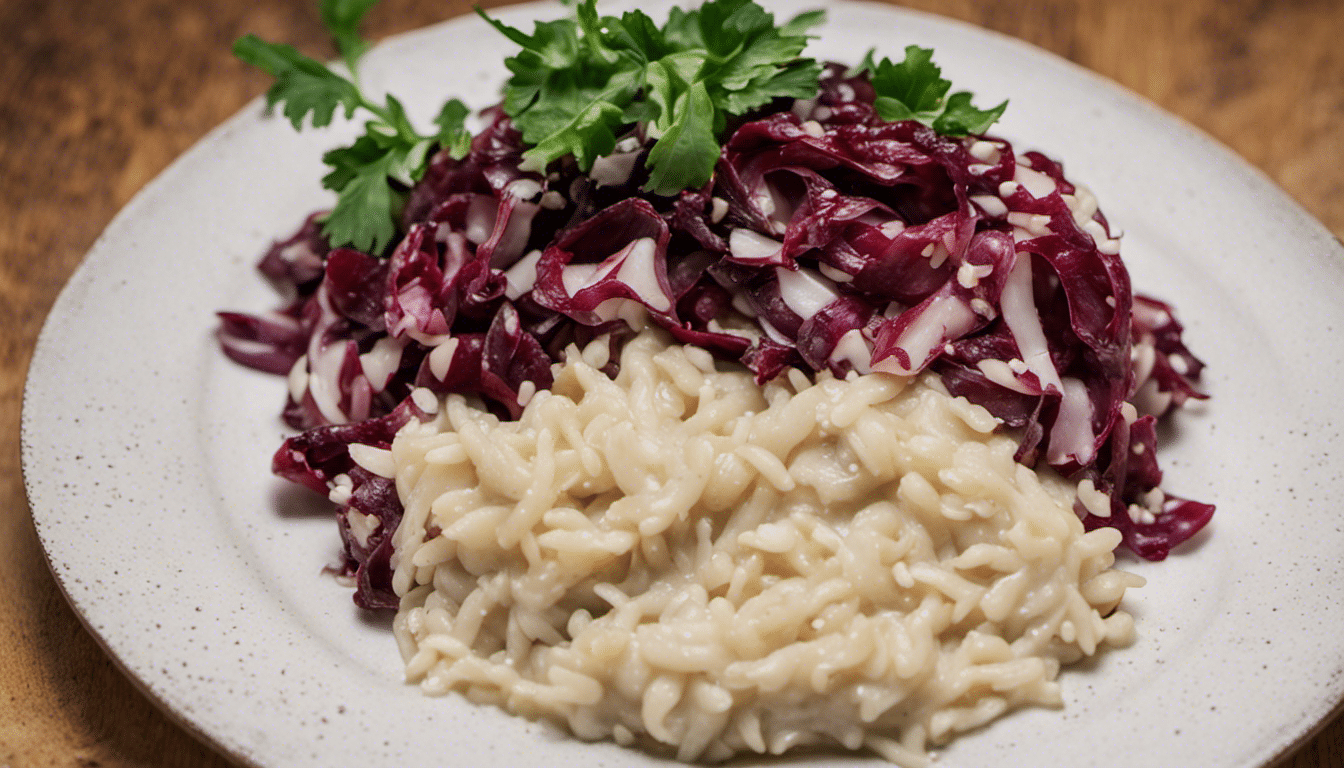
<box><xmin>220</xmin><ymin>64</ymin><xmax>1213</xmax><ymax>608</ymax></box>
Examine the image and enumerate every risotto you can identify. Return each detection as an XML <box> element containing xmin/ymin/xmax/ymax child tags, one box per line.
<box><xmin>379</xmin><ymin>328</ymin><xmax>1141</xmax><ymax>766</ymax></box>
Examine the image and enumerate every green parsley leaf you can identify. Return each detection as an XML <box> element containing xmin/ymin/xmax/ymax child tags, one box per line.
<box><xmin>601</xmin><ymin>10</ymin><xmax>668</xmax><ymax>64</ymax></box>
<box><xmin>933</xmin><ymin>90</ymin><xmax>1008</xmax><ymax>136</ymax></box>
<box><xmin>867</xmin><ymin>45</ymin><xmax>1006</xmax><ymax>135</ymax></box>
<box><xmin>778</xmin><ymin>9</ymin><xmax>826</xmax><ymax>38</ymax></box>
<box><xmin>320</xmin><ymin>0</ymin><xmax>381</xmax><ymax>73</ymax></box>
<box><xmin>843</xmin><ymin>48</ymin><xmax>878</xmax><ymax>79</ymax></box>
<box><xmin>516</xmin><ymin>72</ymin><xmax>639</xmax><ymax>172</ymax></box>
<box><xmin>643</xmin><ymin>51</ymin><xmax>707</xmax><ymax>128</ymax></box>
<box><xmin>233</xmin><ymin>35</ymin><xmax>362</xmax><ymax>129</ymax></box>
<box><xmin>237</xmin><ymin>1</ymin><xmax>479</xmax><ymax>254</ymax></box>
<box><xmin>870</xmin><ymin>46</ymin><xmax>949</xmax><ymax>119</ymax></box>
<box><xmin>716</xmin><ymin>59</ymin><xmax>819</xmax><ymax>115</ymax></box>
<box><xmin>644</xmin><ymin>81</ymin><xmax>719</xmax><ymax>195</ymax></box>
<box><xmin>433</xmin><ymin>98</ymin><xmax>474</xmax><ymax>160</ymax></box>
<box><xmin>321</xmin><ymin>150</ymin><xmax>403</xmax><ymax>255</ymax></box>
<box><xmin>321</xmin><ymin>133</ymin><xmax>386</xmax><ymax>193</ymax></box>
<box><xmin>474</xmin><ymin>10</ymin><xmax>583</xmax><ymax>72</ymax></box>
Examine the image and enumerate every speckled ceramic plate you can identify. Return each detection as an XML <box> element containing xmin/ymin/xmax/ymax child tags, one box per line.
<box><xmin>21</xmin><ymin>1</ymin><xmax>1344</xmax><ymax>766</ymax></box>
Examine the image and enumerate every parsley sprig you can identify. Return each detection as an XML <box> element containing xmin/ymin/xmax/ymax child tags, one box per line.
<box><xmin>850</xmin><ymin>45</ymin><xmax>1007</xmax><ymax>136</ymax></box>
<box><xmin>478</xmin><ymin>0</ymin><xmax>825</xmax><ymax>196</ymax></box>
<box><xmin>235</xmin><ymin>0</ymin><xmax>1007</xmax><ymax>253</ymax></box>
<box><xmin>234</xmin><ymin>0</ymin><xmax>471</xmax><ymax>253</ymax></box>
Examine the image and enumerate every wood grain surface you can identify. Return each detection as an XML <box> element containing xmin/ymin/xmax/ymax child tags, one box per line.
<box><xmin>2</xmin><ymin>1</ymin><xmax>1340</xmax><ymax>766</ymax></box>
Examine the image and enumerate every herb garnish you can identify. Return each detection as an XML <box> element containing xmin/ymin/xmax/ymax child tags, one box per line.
<box><xmin>234</xmin><ymin>0</ymin><xmax>471</xmax><ymax>253</ymax></box>
<box><xmin>233</xmin><ymin>0</ymin><xmax>1006</xmax><ymax>253</ymax></box>
<box><xmin>479</xmin><ymin>0</ymin><xmax>825</xmax><ymax>196</ymax></box>
<box><xmin>850</xmin><ymin>45</ymin><xmax>1007</xmax><ymax>136</ymax></box>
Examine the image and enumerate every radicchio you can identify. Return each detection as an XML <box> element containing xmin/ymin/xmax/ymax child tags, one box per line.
<box><xmin>220</xmin><ymin>63</ymin><xmax>1213</xmax><ymax>607</ymax></box>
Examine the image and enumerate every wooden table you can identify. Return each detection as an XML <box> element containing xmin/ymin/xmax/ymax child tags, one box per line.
<box><xmin>2</xmin><ymin>0</ymin><xmax>1341</xmax><ymax>765</ymax></box>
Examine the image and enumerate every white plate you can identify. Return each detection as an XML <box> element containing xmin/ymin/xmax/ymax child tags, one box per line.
<box><xmin>22</xmin><ymin>1</ymin><xmax>1344</xmax><ymax>766</ymax></box>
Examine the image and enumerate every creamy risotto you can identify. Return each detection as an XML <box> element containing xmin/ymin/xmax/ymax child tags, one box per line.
<box><xmin>380</xmin><ymin>328</ymin><xmax>1141</xmax><ymax>766</ymax></box>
